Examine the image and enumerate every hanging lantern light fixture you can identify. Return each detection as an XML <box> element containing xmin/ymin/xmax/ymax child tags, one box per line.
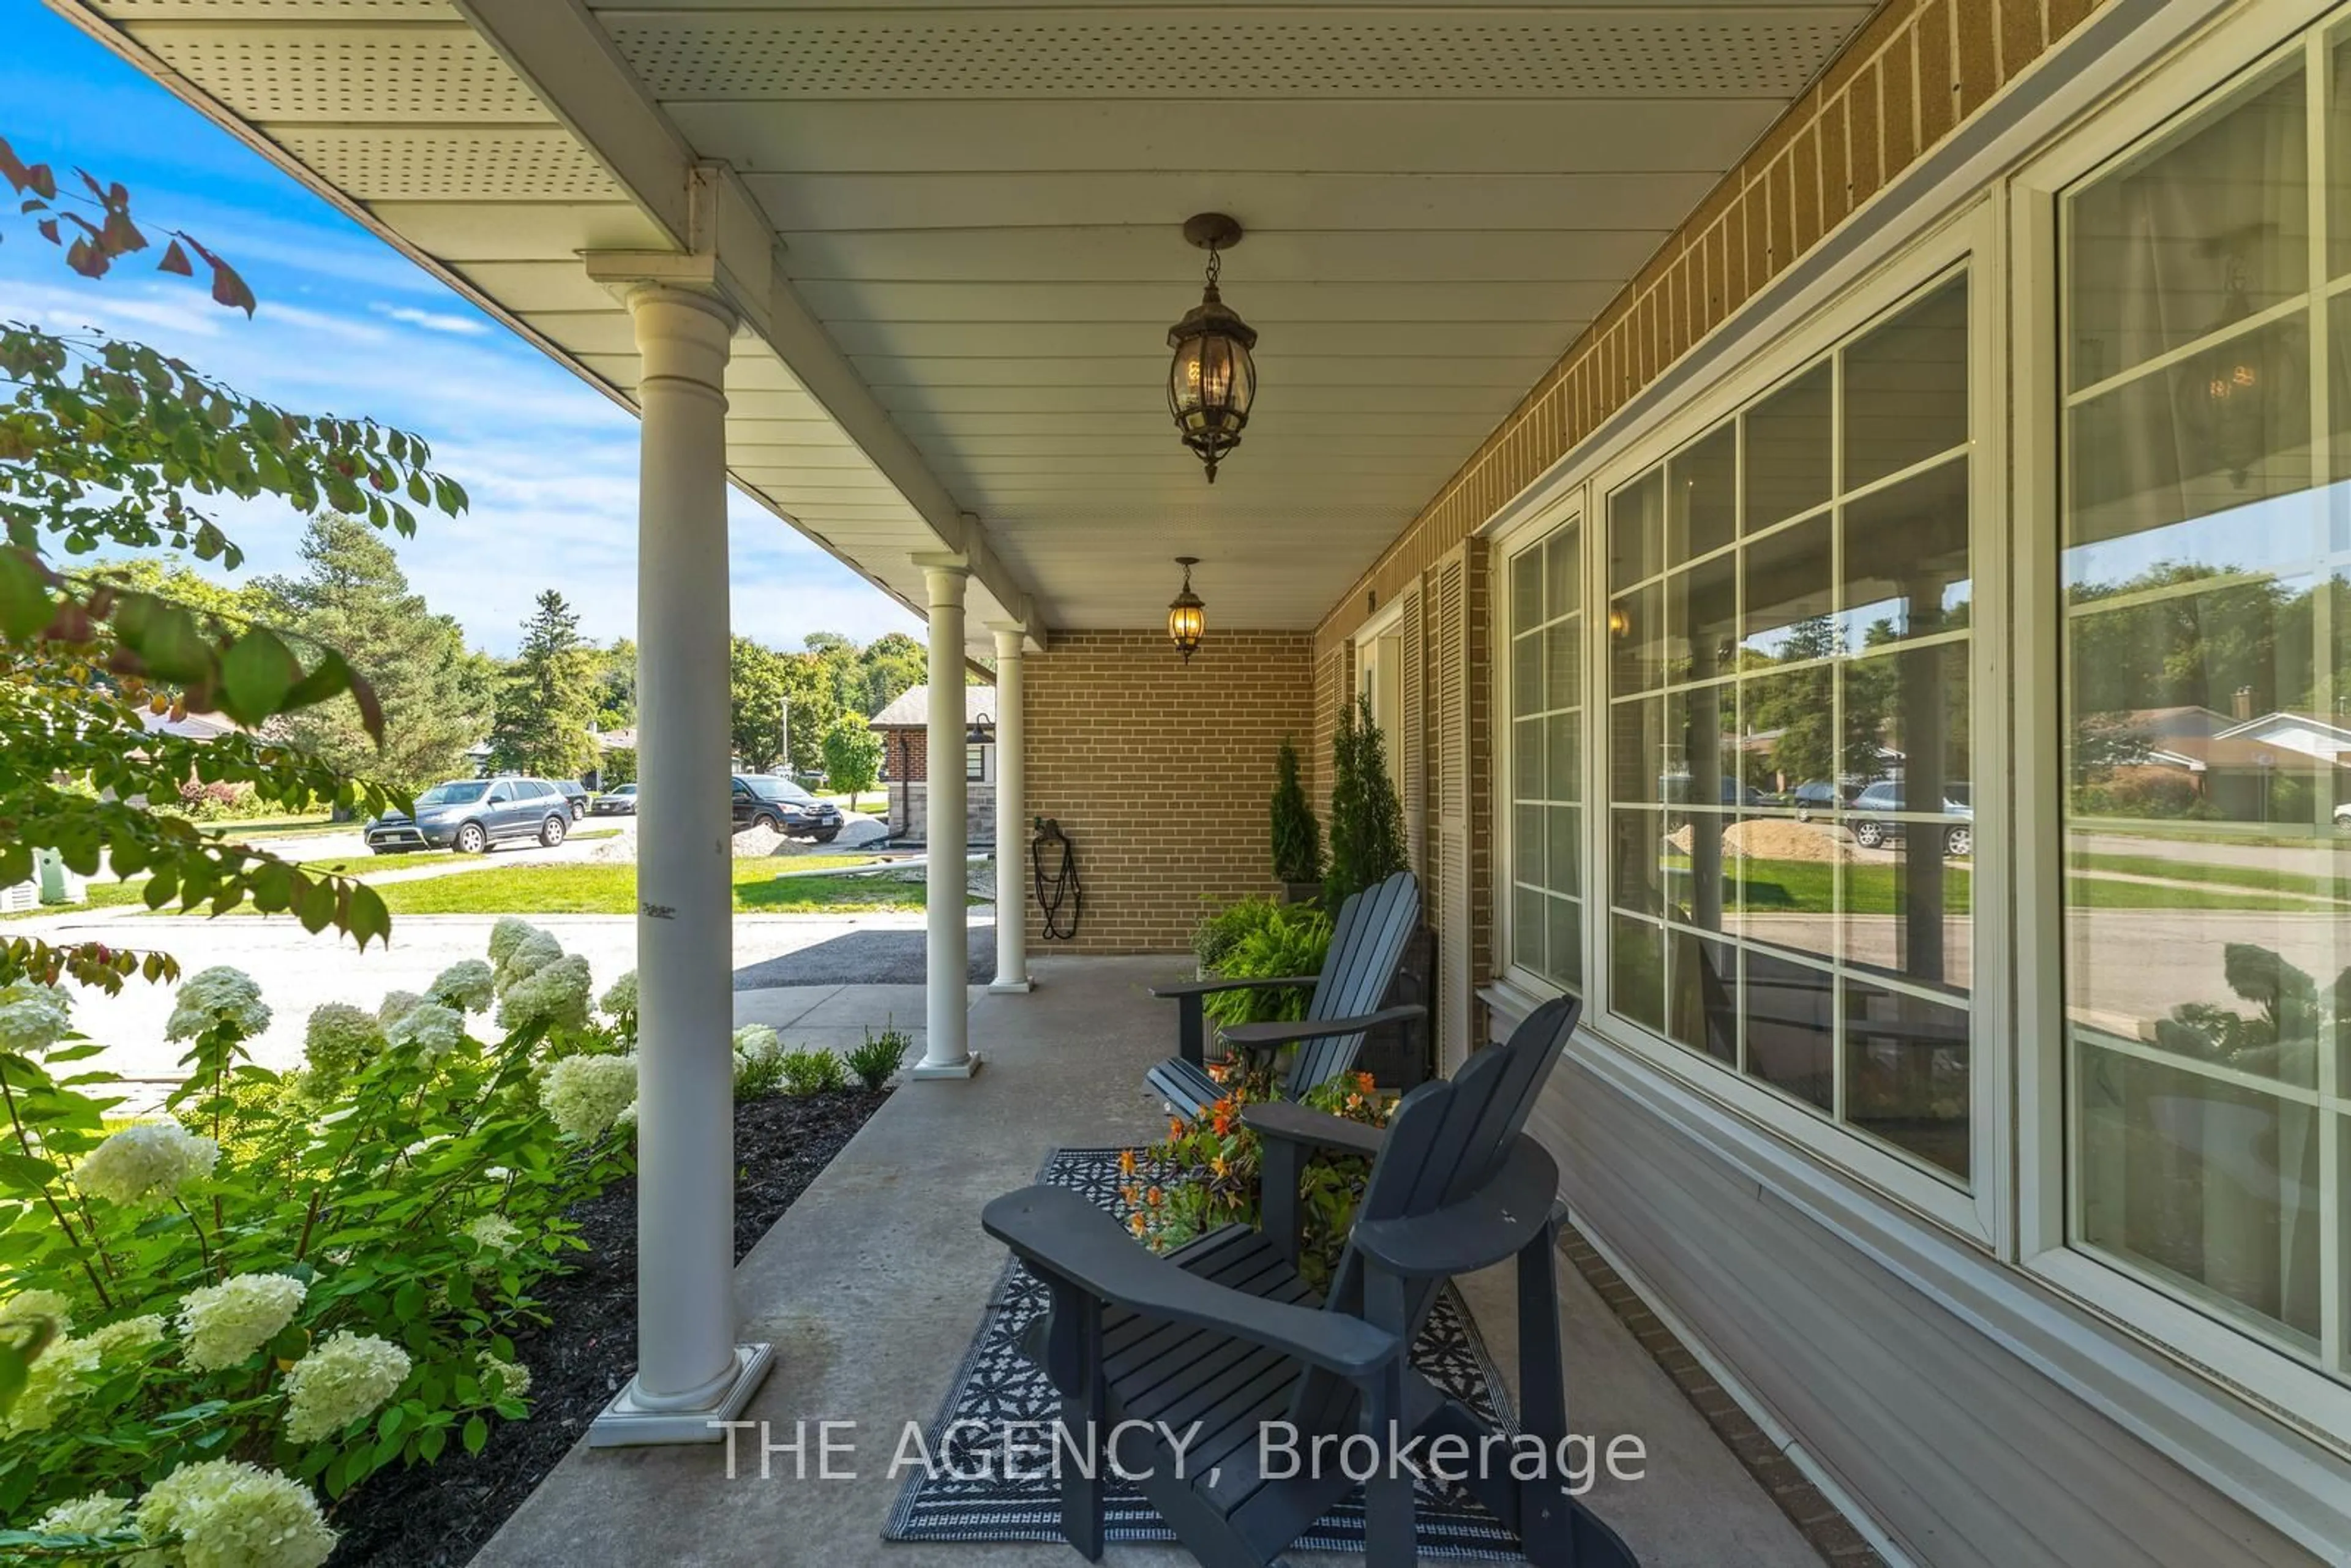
<box><xmin>1166</xmin><ymin>557</ymin><xmax>1206</xmax><ymax>663</ymax></box>
<box><xmin>1166</xmin><ymin>214</ymin><xmax>1258</xmax><ymax>483</ymax></box>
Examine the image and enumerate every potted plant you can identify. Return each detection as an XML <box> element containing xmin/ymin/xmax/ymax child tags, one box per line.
<box><xmin>1269</xmin><ymin>735</ymin><xmax>1323</xmax><ymax>905</ymax></box>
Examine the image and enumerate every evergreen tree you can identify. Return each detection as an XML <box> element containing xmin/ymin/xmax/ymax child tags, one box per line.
<box><xmin>488</xmin><ymin>590</ymin><xmax>600</xmax><ymax>777</ymax></box>
<box><xmin>258</xmin><ymin>515</ymin><xmax>487</xmax><ymax>794</ymax></box>
<box><xmin>1269</xmin><ymin>734</ymin><xmax>1322</xmax><ymax>885</ymax></box>
<box><xmin>1324</xmin><ymin>696</ymin><xmax>1409</xmax><ymax>903</ymax></box>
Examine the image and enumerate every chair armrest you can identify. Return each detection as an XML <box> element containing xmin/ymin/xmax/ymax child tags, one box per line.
<box><xmin>982</xmin><ymin>1186</ymin><xmax>1400</xmax><ymax>1378</ymax></box>
<box><xmin>1350</xmin><ymin>1136</ymin><xmax>1561</xmax><ymax>1279</ymax></box>
<box><xmin>1241</xmin><ymin>1101</ymin><xmax>1387</xmax><ymax>1159</ymax></box>
<box><xmin>1150</xmin><ymin>974</ymin><xmax>1321</xmax><ymax>1000</ymax></box>
<box><xmin>1219</xmin><ymin>1002</ymin><xmax>1426</xmax><ymax>1054</ymax></box>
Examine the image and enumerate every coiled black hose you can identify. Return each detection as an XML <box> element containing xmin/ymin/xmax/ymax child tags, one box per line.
<box><xmin>1031</xmin><ymin>817</ymin><xmax>1081</xmax><ymax>941</ymax></box>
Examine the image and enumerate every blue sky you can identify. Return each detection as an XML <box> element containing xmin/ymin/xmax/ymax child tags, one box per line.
<box><xmin>1</xmin><ymin>0</ymin><xmax>918</xmax><ymax>658</ymax></box>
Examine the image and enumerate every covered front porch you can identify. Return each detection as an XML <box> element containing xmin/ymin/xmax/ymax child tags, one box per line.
<box><xmin>473</xmin><ymin>956</ymin><xmax>1826</xmax><ymax>1568</ymax></box>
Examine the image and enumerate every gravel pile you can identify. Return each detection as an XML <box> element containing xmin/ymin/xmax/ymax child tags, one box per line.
<box><xmin>1668</xmin><ymin>817</ymin><xmax>1854</xmax><ymax>862</ymax></box>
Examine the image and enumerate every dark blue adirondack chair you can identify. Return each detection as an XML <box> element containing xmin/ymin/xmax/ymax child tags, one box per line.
<box><xmin>1146</xmin><ymin>871</ymin><xmax>1423</xmax><ymax>1121</ymax></box>
<box><xmin>984</xmin><ymin>994</ymin><xmax>1638</xmax><ymax>1568</ymax></box>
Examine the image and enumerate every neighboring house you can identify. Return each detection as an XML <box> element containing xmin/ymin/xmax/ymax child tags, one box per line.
<box><xmin>2100</xmin><ymin>705</ymin><xmax>2351</xmax><ymax>818</ymax></box>
<box><xmin>868</xmin><ymin>685</ymin><xmax>993</xmax><ymax>844</ymax></box>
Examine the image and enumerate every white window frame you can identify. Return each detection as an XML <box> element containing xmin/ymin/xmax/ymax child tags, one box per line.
<box><xmin>1351</xmin><ymin>597</ymin><xmax>1407</xmax><ymax>791</ymax></box>
<box><xmin>2009</xmin><ymin>4</ymin><xmax>2351</xmax><ymax>1444</ymax></box>
<box><xmin>1537</xmin><ymin>198</ymin><xmax>2011</xmax><ymax>1247</ymax></box>
<box><xmin>1491</xmin><ymin>492</ymin><xmax>1588</xmax><ymax>998</ymax></box>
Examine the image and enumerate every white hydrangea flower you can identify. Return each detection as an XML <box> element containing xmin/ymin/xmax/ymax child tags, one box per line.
<box><xmin>300</xmin><ymin>1003</ymin><xmax>382</xmax><ymax>1093</ymax></box>
<box><xmin>486</xmin><ymin>915</ymin><xmax>546</xmax><ymax>967</ymax></box>
<box><xmin>464</xmin><ymin>1214</ymin><xmax>521</xmax><ymax>1256</ymax></box>
<box><xmin>478</xmin><ymin>1352</ymin><xmax>531</xmax><ymax>1403</ymax></box>
<box><xmin>384</xmin><ymin>1000</ymin><xmax>464</xmax><ymax>1059</ymax></box>
<box><xmin>281</xmin><ymin>1330</ymin><xmax>411</xmax><ymax>1444</ymax></box>
<box><xmin>83</xmin><ymin>1314</ymin><xmax>167</xmax><ymax>1359</ymax></box>
<box><xmin>495</xmin><ymin>931</ymin><xmax>564</xmax><ymax>995</ymax></box>
<box><xmin>34</xmin><ymin>1490</ymin><xmax>132</xmax><ymax>1537</ymax></box>
<box><xmin>163</xmin><ymin>967</ymin><xmax>270</xmax><ymax>1043</ymax></box>
<box><xmin>496</xmin><ymin>954</ymin><xmax>593</xmax><ymax>1035</ymax></box>
<box><xmin>376</xmin><ymin>990</ymin><xmax>424</xmax><ymax>1029</ymax></box>
<box><xmin>599</xmin><ymin>969</ymin><xmax>637</xmax><ymax>1019</ymax></box>
<box><xmin>70</xmin><ymin>1119</ymin><xmax>220</xmax><ymax>1209</ymax></box>
<box><xmin>3</xmin><ymin>1334</ymin><xmax>100</xmax><ymax>1435</ymax></box>
<box><xmin>0</xmin><ymin>981</ymin><xmax>73</xmax><ymax>1054</ymax></box>
<box><xmin>0</xmin><ymin>1288</ymin><xmax>73</xmax><ymax>1335</ymax></box>
<box><xmin>731</xmin><ymin>1024</ymin><xmax>779</xmax><ymax>1063</ymax></box>
<box><xmin>176</xmin><ymin>1273</ymin><xmax>307</xmax><ymax>1371</ymax></box>
<box><xmin>428</xmin><ymin>958</ymin><xmax>496</xmax><ymax>1015</ymax></box>
<box><xmin>540</xmin><ymin>1053</ymin><xmax>638</xmax><ymax>1140</ymax></box>
<box><xmin>135</xmin><ymin>1460</ymin><xmax>336</xmax><ymax>1568</ymax></box>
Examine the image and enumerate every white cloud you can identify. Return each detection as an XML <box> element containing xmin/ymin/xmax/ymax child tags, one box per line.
<box><xmin>370</xmin><ymin>302</ymin><xmax>488</xmax><ymax>336</ymax></box>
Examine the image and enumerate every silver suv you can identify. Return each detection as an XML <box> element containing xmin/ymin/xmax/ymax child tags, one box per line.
<box><xmin>366</xmin><ymin>777</ymin><xmax>572</xmax><ymax>855</ymax></box>
<box><xmin>1848</xmin><ymin>781</ymin><xmax>1973</xmax><ymax>858</ymax></box>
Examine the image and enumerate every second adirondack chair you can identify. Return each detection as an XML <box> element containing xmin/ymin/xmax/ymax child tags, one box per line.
<box><xmin>1146</xmin><ymin>869</ymin><xmax>1422</xmax><ymax>1121</ymax></box>
<box><xmin>985</xmin><ymin>994</ymin><xmax>1638</xmax><ymax>1568</ymax></box>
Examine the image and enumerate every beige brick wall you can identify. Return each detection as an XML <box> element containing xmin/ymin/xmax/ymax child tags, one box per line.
<box><xmin>1024</xmin><ymin>630</ymin><xmax>1316</xmax><ymax>953</ymax></box>
<box><xmin>1311</xmin><ymin>0</ymin><xmax>2111</xmax><ymax>661</ymax></box>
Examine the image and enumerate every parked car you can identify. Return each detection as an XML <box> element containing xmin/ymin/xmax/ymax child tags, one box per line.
<box><xmin>366</xmin><ymin>777</ymin><xmax>571</xmax><ymax>855</ymax></box>
<box><xmin>2336</xmin><ymin>801</ymin><xmax>2351</xmax><ymax>829</ymax></box>
<box><xmin>1788</xmin><ymin>779</ymin><xmax>1857</xmax><ymax>818</ymax></box>
<box><xmin>730</xmin><ymin>773</ymin><xmax>843</xmax><ymax>842</ymax></box>
<box><xmin>552</xmin><ymin>780</ymin><xmax>589</xmax><ymax>821</ymax></box>
<box><xmin>1847</xmin><ymin>780</ymin><xmax>1972</xmax><ymax>857</ymax></box>
<box><xmin>1662</xmin><ymin>774</ymin><xmax>1764</xmax><ymax>806</ymax></box>
<box><xmin>591</xmin><ymin>783</ymin><xmax>637</xmax><ymax>816</ymax></box>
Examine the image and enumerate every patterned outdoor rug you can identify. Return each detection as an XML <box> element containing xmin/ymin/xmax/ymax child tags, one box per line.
<box><xmin>883</xmin><ymin>1146</ymin><xmax>1524</xmax><ymax>1558</ymax></box>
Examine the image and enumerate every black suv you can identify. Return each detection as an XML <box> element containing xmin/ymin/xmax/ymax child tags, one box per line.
<box><xmin>730</xmin><ymin>775</ymin><xmax>843</xmax><ymax>843</ymax></box>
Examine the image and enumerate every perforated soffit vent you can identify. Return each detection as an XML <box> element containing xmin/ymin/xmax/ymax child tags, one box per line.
<box><xmin>609</xmin><ymin>17</ymin><xmax>1861</xmax><ymax>101</ymax></box>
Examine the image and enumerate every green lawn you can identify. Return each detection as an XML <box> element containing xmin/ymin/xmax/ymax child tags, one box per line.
<box><xmin>372</xmin><ymin>857</ymin><xmax>964</xmax><ymax>916</ymax></box>
<box><xmin>197</xmin><ymin>814</ymin><xmax>340</xmax><ymax>840</ymax></box>
<box><xmin>0</xmin><ymin>880</ymin><xmax>149</xmax><ymax>921</ymax></box>
<box><xmin>2065</xmin><ymin>850</ymin><xmax>2347</xmax><ymax>901</ymax></box>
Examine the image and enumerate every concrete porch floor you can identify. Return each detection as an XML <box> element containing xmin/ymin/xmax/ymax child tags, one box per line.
<box><xmin>475</xmin><ymin>956</ymin><xmax>1820</xmax><ymax>1568</ymax></box>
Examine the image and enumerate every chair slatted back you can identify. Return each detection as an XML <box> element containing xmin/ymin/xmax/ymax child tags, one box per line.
<box><xmin>1284</xmin><ymin>994</ymin><xmax>1583</xmax><ymax>1434</ymax></box>
<box><xmin>1285</xmin><ymin>871</ymin><xmax>1420</xmax><ymax>1098</ymax></box>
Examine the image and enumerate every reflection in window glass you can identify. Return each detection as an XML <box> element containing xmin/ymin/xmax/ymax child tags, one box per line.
<box><xmin>2061</xmin><ymin>49</ymin><xmax>2349</xmax><ymax>1368</ymax></box>
<box><xmin>1605</xmin><ymin>268</ymin><xmax>1973</xmax><ymax>1185</ymax></box>
<box><xmin>1844</xmin><ymin>276</ymin><xmax>1970</xmax><ymax>489</ymax></box>
<box><xmin>1507</xmin><ymin>522</ymin><xmax>1586</xmax><ymax>992</ymax></box>
<box><xmin>1744</xmin><ymin>362</ymin><xmax>1834</xmax><ymax>531</ymax></box>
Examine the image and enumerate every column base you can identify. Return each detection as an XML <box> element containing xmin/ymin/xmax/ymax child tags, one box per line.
<box><xmin>909</xmin><ymin>1052</ymin><xmax>984</xmax><ymax>1080</ymax></box>
<box><xmin>587</xmin><ymin>1343</ymin><xmax>774</xmax><ymax>1447</ymax></box>
<box><xmin>987</xmin><ymin>977</ymin><xmax>1035</xmax><ymax>994</ymax></box>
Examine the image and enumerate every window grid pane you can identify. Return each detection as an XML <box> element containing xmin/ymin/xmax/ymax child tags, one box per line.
<box><xmin>1509</xmin><ymin>524</ymin><xmax>1586</xmax><ymax>993</ymax></box>
<box><xmin>2060</xmin><ymin>39</ymin><xmax>2350</xmax><ymax>1378</ymax></box>
<box><xmin>1603</xmin><ymin>271</ymin><xmax>1974</xmax><ymax>1188</ymax></box>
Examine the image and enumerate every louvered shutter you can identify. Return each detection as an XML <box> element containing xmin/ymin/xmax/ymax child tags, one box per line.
<box><xmin>1399</xmin><ymin>585</ymin><xmax>1427</xmax><ymax>887</ymax></box>
<box><xmin>1432</xmin><ymin>555</ymin><xmax>1472</xmax><ymax>1074</ymax></box>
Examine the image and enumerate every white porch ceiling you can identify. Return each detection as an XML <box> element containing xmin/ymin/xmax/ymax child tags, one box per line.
<box><xmin>62</xmin><ymin>0</ymin><xmax>1874</xmax><ymax>639</ymax></box>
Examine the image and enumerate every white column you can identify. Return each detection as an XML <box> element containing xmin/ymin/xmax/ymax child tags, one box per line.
<box><xmin>590</xmin><ymin>285</ymin><xmax>773</xmax><ymax>1445</ymax></box>
<box><xmin>989</xmin><ymin>625</ymin><xmax>1032</xmax><ymax>994</ymax></box>
<box><xmin>912</xmin><ymin>558</ymin><xmax>978</xmax><ymax>1078</ymax></box>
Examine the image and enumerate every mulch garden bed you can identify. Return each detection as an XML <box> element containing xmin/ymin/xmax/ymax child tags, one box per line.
<box><xmin>324</xmin><ymin>1087</ymin><xmax>891</xmax><ymax>1567</ymax></box>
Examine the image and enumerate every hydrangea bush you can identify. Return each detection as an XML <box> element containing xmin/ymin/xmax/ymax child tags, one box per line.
<box><xmin>0</xmin><ymin>922</ymin><xmax>637</xmax><ymax>1561</ymax></box>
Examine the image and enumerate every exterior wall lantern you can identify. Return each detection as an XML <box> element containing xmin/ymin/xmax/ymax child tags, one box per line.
<box><xmin>1166</xmin><ymin>557</ymin><xmax>1206</xmax><ymax>663</ymax></box>
<box><xmin>1166</xmin><ymin>214</ymin><xmax>1258</xmax><ymax>483</ymax></box>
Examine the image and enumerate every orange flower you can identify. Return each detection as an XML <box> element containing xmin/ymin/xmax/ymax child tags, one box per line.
<box><xmin>1356</xmin><ymin>1071</ymin><xmax>1376</xmax><ymax>1092</ymax></box>
<box><xmin>1210</xmin><ymin>1108</ymin><xmax>1233</xmax><ymax>1136</ymax></box>
<box><xmin>1119</xmin><ymin>1148</ymin><xmax>1138</xmax><ymax>1177</ymax></box>
<box><xmin>1346</xmin><ymin>1092</ymin><xmax>1365</xmax><ymax>1112</ymax></box>
<box><xmin>1210</xmin><ymin>1155</ymin><xmax>1228</xmax><ymax>1179</ymax></box>
<box><xmin>1128</xmin><ymin>1212</ymin><xmax>1149</xmax><ymax>1237</ymax></box>
<box><xmin>1146</xmin><ymin>1185</ymin><xmax>1165</xmax><ymax>1207</ymax></box>
<box><xmin>1169</xmin><ymin>1117</ymin><xmax>1185</xmax><ymax>1141</ymax></box>
<box><xmin>1120</xmin><ymin>1184</ymin><xmax>1141</xmax><ymax>1206</ymax></box>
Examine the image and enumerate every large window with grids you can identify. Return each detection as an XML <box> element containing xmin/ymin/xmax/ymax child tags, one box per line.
<box><xmin>2059</xmin><ymin>34</ymin><xmax>2350</xmax><ymax>1382</ymax></box>
<box><xmin>1603</xmin><ymin>268</ymin><xmax>1978</xmax><ymax>1187</ymax></box>
<box><xmin>1505</xmin><ymin>520</ymin><xmax>1585</xmax><ymax>992</ymax></box>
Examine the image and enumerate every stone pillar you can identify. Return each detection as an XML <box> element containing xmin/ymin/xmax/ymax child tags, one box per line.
<box><xmin>913</xmin><ymin>558</ymin><xmax>978</xmax><ymax>1078</ymax></box>
<box><xmin>989</xmin><ymin>625</ymin><xmax>1032</xmax><ymax>993</ymax></box>
<box><xmin>589</xmin><ymin>285</ymin><xmax>773</xmax><ymax>1445</ymax></box>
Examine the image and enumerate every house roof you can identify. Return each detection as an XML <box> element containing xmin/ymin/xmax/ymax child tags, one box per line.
<box><xmin>869</xmin><ymin>685</ymin><xmax>996</xmax><ymax>731</ymax></box>
<box><xmin>137</xmin><ymin>710</ymin><xmax>238</xmax><ymax>743</ymax></box>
